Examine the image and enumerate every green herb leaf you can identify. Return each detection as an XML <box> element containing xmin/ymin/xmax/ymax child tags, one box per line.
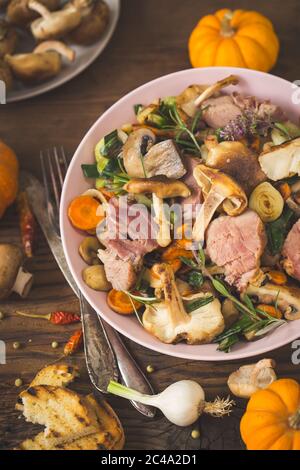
<box><xmin>81</xmin><ymin>164</ymin><xmax>99</xmax><ymax>178</ymax></box>
<box><xmin>185</xmin><ymin>295</ymin><xmax>214</xmax><ymax>313</ymax></box>
<box><xmin>134</xmin><ymin>104</ymin><xmax>143</xmax><ymax>115</ymax></box>
<box><xmin>187</xmin><ymin>271</ymin><xmax>204</xmax><ymax>288</ymax></box>
<box><xmin>179</xmin><ymin>256</ymin><xmax>198</xmax><ymax>268</ymax></box>
<box><xmin>212</xmin><ymin>278</ymin><xmax>230</xmax><ymax>297</ymax></box>
<box><xmin>266</xmin><ymin>207</ymin><xmax>294</xmax><ymax>255</ymax></box>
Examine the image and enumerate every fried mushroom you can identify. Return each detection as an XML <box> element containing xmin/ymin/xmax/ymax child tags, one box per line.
<box><xmin>192</xmin><ymin>165</ymin><xmax>248</xmax><ymax>244</ymax></box>
<box><xmin>5</xmin><ymin>41</ymin><xmax>75</xmax><ymax>83</ymax></box>
<box><xmin>7</xmin><ymin>0</ymin><xmax>59</xmax><ymax>26</ymax></box>
<box><xmin>0</xmin><ymin>19</ymin><xmax>18</xmax><ymax>58</ymax></box>
<box><xmin>0</xmin><ymin>58</ymin><xmax>13</xmax><ymax>89</ymax></box>
<box><xmin>205</xmin><ymin>140</ymin><xmax>266</xmax><ymax>195</ymax></box>
<box><xmin>29</xmin><ymin>0</ymin><xmax>81</xmax><ymax>40</ymax></box>
<box><xmin>68</xmin><ymin>0</ymin><xmax>110</xmax><ymax>45</ymax></box>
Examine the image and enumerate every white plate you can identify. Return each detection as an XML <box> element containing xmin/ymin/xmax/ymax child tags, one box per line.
<box><xmin>3</xmin><ymin>0</ymin><xmax>120</xmax><ymax>103</ymax></box>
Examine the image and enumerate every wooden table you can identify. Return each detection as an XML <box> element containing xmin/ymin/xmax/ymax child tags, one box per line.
<box><xmin>1</xmin><ymin>0</ymin><xmax>300</xmax><ymax>451</ymax></box>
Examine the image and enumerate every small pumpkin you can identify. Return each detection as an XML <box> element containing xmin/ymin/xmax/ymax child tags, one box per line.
<box><xmin>240</xmin><ymin>378</ymin><xmax>300</xmax><ymax>450</ymax></box>
<box><xmin>189</xmin><ymin>9</ymin><xmax>279</xmax><ymax>72</ymax></box>
<box><xmin>0</xmin><ymin>140</ymin><xmax>19</xmax><ymax>218</ymax></box>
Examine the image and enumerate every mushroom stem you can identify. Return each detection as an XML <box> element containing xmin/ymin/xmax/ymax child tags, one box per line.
<box><xmin>28</xmin><ymin>0</ymin><xmax>51</xmax><ymax>19</ymax></box>
<box><xmin>12</xmin><ymin>267</ymin><xmax>33</xmax><ymax>298</ymax></box>
<box><xmin>152</xmin><ymin>194</ymin><xmax>172</xmax><ymax>248</ymax></box>
<box><xmin>192</xmin><ymin>191</ymin><xmax>226</xmax><ymax>244</ymax></box>
<box><xmin>34</xmin><ymin>41</ymin><xmax>75</xmax><ymax>62</ymax></box>
<box><xmin>194</xmin><ymin>75</ymin><xmax>239</xmax><ymax>107</ymax></box>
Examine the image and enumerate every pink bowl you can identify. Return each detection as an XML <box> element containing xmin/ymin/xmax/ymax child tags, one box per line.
<box><xmin>60</xmin><ymin>67</ymin><xmax>300</xmax><ymax>361</ymax></box>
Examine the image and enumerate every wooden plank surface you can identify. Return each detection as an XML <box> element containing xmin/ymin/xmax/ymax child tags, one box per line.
<box><xmin>1</xmin><ymin>0</ymin><xmax>300</xmax><ymax>451</ymax></box>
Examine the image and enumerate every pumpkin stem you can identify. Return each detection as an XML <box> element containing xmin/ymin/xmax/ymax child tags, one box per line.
<box><xmin>289</xmin><ymin>409</ymin><xmax>300</xmax><ymax>430</ymax></box>
<box><xmin>220</xmin><ymin>11</ymin><xmax>235</xmax><ymax>38</ymax></box>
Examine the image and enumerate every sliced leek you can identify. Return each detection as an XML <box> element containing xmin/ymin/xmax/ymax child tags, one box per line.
<box><xmin>249</xmin><ymin>182</ymin><xmax>284</xmax><ymax>222</ymax></box>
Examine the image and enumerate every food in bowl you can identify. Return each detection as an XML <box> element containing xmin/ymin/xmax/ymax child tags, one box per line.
<box><xmin>67</xmin><ymin>74</ymin><xmax>300</xmax><ymax>353</ymax></box>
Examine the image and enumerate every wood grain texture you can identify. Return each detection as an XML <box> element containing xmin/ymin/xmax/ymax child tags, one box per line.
<box><xmin>1</xmin><ymin>0</ymin><xmax>300</xmax><ymax>451</ymax></box>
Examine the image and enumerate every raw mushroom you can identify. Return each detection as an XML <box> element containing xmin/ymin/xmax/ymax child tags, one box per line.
<box><xmin>7</xmin><ymin>0</ymin><xmax>59</xmax><ymax>26</ymax></box>
<box><xmin>258</xmin><ymin>137</ymin><xmax>300</xmax><ymax>181</ymax></box>
<box><xmin>143</xmin><ymin>263</ymin><xmax>224</xmax><ymax>344</ymax></box>
<box><xmin>82</xmin><ymin>264</ymin><xmax>111</xmax><ymax>291</ymax></box>
<box><xmin>0</xmin><ymin>244</ymin><xmax>33</xmax><ymax>299</ymax></box>
<box><xmin>79</xmin><ymin>236</ymin><xmax>101</xmax><ymax>265</ymax></box>
<box><xmin>5</xmin><ymin>41</ymin><xmax>75</xmax><ymax>83</ymax></box>
<box><xmin>29</xmin><ymin>0</ymin><xmax>81</xmax><ymax>40</ymax></box>
<box><xmin>192</xmin><ymin>164</ymin><xmax>248</xmax><ymax>244</ymax></box>
<box><xmin>124</xmin><ymin>176</ymin><xmax>191</xmax><ymax>247</ymax></box>
<box><xmin>194</xmin><ymin>75</ymin><xmax>239</xmax><ymax>107</ymax></box>
<box><xmin>227</xmin><ymin>359</ymin><xmax>277</xmax><ymax>399</ymax></box>
<box><xmin>68</xmin><ymin>0</ymin><xmax>110</xmax><ymax>45</ymax></box>
<box><xmin>246</xmin><ymin>282</ymin><xmax>300</xmax><ymax>321</ymax></box>
<box><xmin>0</xmin><ymin>58</ymin><xmax>13</xmax><ymax>90</ymax></box>
<box><xmin>123</xmin><ymin>128</ymin><xmax>186</xmax><ymax>179</ymax></box>
<box><xmin>0</xmin><ymin>19</ymin><xmax>18</xmax><ymax>58</ymax></box>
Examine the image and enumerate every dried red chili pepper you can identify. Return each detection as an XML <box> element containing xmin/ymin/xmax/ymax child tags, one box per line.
<box><xmin>64</xmin><ymin>329</ymin><xmax>83</xmax><ymax>356</ymax></box>
<box><xmin>16</xmin><ymin>310</ymin><xmax>81</xmax><ymax>325</ymax></box>
<box><xmin>17</xmin><ymin>191</ymin><xmax>37</xmax><ymax>258</ymax></box>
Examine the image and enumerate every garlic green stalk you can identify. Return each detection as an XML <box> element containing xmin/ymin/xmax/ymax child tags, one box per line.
<box><xmin>108</xmin><ymin>379</ymin><xmax>234</xmax><ymax>427</ymax></box>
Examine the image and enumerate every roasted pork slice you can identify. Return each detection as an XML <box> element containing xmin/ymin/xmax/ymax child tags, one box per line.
<box><xmin>206</xmin><ymin>210</ymin><xmax>267</xmax><ymax>290</ymax></box>
<box><xmin>98</xmin><ymin>197</ymin><xmax>158</xmax><ymax>291</ymax></box>
<box><xmin>202</xmin><ymin>95</ymin><xmax>242</xmax><ymax>129</ymax></box>
<box><xmin>98</xmin><ymin>246</ymin><xmax>141</xmax><ymax>291</ymax></box>
<box><xmin>282</xmin><ymin>219</ymin><xmax>300</xmax><ymax>281</ymax></box>
<box><xmin>180</xmin><ymin>156</ymin><xmax>202</xmax><ymax>209</ymax></box>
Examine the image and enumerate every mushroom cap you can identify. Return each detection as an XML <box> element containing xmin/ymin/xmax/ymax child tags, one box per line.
<box><xmin>5</xmin><ymin>50</ymin><xmax>61</xmax><ymax>83</ymax></box>
<box><xmin>258</xmin><ymin>137</ymin><xmax>300</xmax><ymax>181</ymax></box>
<box><xmin>143</xmin><ymin>263</ymin><xmax>224</xmax><ymax>344</ymax></box>
<box><xmin>0</xmin><ymin>244</ymin><xmax>23</xmax><ymax>299</ymax></box>
<box><xmin>227</xmin><ymin>359</ymin><xmax>277</xmax><ymax>398</ymax></box>
<box><xmin>30</xmin><ymin>7</ymin><xmax>81</xmax><ymax>40</ymax></box>
<box><xmin>0</xmin><ymin>19</ymin><xmax>18</xmax><ymax>58</ymax></box>
<box><xmin>124</xmin><ymin>176</ymin><xmax>191</xmax><ymax>199</ymax></box>
<box><xmin>246</xmin><ymin>282</ymin><xmax>300</xmax><ymax>321</ymax></box>
<box><xmin>122</xmin><ymin>128</ymin><xmax>156</xmax><ymax>178</ymax></box>
<box><xmin>193</xmin><ymin>164</ymin><xmax>248</xmax><ymax>216</ymax></box>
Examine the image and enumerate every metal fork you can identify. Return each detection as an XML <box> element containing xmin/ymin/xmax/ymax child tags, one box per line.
<box><xmin>40</xmin><ymin>146</ymin><xmax>155</xmax><ymax>417</ymax></box>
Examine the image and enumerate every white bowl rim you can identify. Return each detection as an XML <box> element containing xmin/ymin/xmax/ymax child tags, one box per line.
<box><xmin>61</xmin><ymin>66</ymin><xmax>300</xmax><ymax>361</ymax></box>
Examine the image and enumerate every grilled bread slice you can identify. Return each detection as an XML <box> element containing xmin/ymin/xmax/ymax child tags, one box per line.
<box><xmin>29</xmin><ymin>364</ymin><xmax>79</xmax><ymax>388</ymax></box>
<box><xmin>16</xmin><ymin>385</ymin><xmax>99</xmax><ymax>441</ymax></box>
<box><xmin>16</xmin><ymin>394</ymin><xmax>124</xmax><ymax>450</ymax></box>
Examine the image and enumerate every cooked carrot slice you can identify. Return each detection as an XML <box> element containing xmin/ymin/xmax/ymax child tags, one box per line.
<box><xmin>267</xmin><ymin>270</ymin><xmax>287</xmax><ymax>285</ymax></box>
<box><xmin>68</xmin><ymin>195</ymin><xmax>104</xmax><ymax>231</ymax></box>
<box><xmin>257</xmin><ymin>304</ymin><xmax>282</xmax><ymax>319</ymax></box>
<box><xmin>107</xmin><ymin>289</ymin><xmax>142</xmax><ymax>315</ymax></box>
<box><xmin>278</xmin><ymin>183</ymin><xmax>291</xmax><ymax>201</ymax></box>
<box><xmin>162</xmin><ymin>245</ymin><xmax>194</xmax><ymax>262</ymax></box>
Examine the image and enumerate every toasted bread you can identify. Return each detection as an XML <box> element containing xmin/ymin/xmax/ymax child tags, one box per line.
<box><xmin>16</xmin><ymin>385</ymin><xmax>99</xmax><ymax>440</ymax></box>
<box><xmin>29</xmin><ymin>364</ymin><xmax>79</xmax><ymax>388</ymax></box>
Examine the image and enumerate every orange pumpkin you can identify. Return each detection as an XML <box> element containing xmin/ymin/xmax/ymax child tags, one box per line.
<box><xmin>189</xmin><ymin>9</ymin><xmax>279</xmax><ymax>72</ymax></box>
<box><xmin>0</xmin><ymin>140</ymin><xmax>19</xmax><ymax>218</ymax></box>
<box><xmin>240</xmin><ymin>379</ymin><xmax>300</xmax><ymax>450</ymax></box>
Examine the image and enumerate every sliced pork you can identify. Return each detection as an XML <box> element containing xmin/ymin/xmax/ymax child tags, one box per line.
<box><xmin>282</xmin><ymin>219</ymin><xmax>300</xmax><ymax>281</ymax></box>
<box><xmin>202</xmin><ymin>95</ymin><xmax>242</xmax><ymax>129</ymax></box>
<box><xmin>98</xmin><ymin>197</ymin><xmax>158</xmax><ymax>291</ymax></box>
<box><xmin>206</xmin><ymin>210</ymin><xmax>267</xmax><ymax>290</ymax></box>
<box><xmin>144</xmin><ymin>140</ymin><xmax>186</xmax><ymax>179</ymax></box>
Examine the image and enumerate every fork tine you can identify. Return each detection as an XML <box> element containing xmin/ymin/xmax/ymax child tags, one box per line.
<box><xmin>53</xmin><ymin>146</ymin><xmax>65</xmax><ymax>190</ymax></box>
<box><xmin>47</xmin><ymin>148</ymin><xmax>61</xmax><ymax>213</ymax></box>
<box><xmin>40</xmin><ymin>150</ymin><xmax>50</xmax><ymax>205</ymax></box>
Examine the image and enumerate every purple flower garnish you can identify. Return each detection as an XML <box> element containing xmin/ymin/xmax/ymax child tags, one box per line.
<box><xmin>218</xmin><ymin>108</ymin><xmax>272</xmax><ymax>141</ymax></box>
